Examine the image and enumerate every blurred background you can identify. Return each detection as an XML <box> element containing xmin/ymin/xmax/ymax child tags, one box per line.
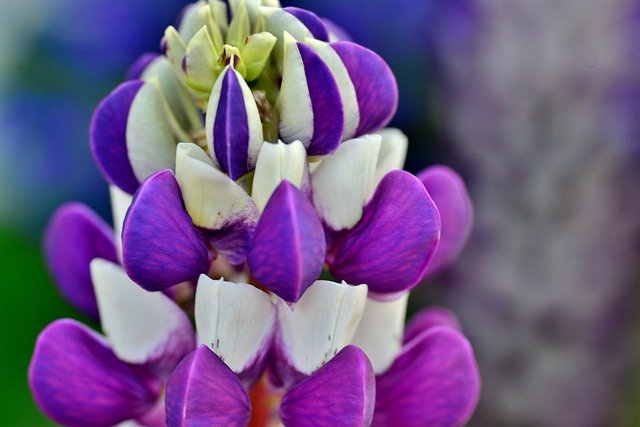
<box><xmin>1</xmin><ymin>0</ymin><xmax>639</xmax><ymax>426</ymax></box>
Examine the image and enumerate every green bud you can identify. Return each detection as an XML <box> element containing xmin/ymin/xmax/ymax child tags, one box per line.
<box><xmin>209</xmin><ymin>0</ymin><xmax>229</xmax><ymax>34</ymax></box>
<box><xmin>185</xmin><ymin>26</ymin><xmax>219</xmax><ymax>93</ymax></box>
<box><xmin>241</xmin><ymin>32</ymin><xmax>277</xmax><ymax>81</ymax></box>
<box><xmin>227</xmin><ymin>1</ymin><xmax>251</xmax><ymax>47</ymax></box>
<box><xmin>219</xmin><ymin>45</ymin><xmax>247</xmax><ymax>78</ymax></box>
<box><xmin>164</xmin><ymin>26</ymin><xmax>188</xmax><ymax>77</ymax></box>
<box><xmin>195</xmin><ymin>4</ymin><xmax>224</xmax><ymax>53</ymax></box>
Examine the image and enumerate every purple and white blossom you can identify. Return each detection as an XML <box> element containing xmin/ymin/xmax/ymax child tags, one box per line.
<box><xmin>30</xmin><ymin>1</ymin><xmax>480</xmax><ymax>425</ymax></box>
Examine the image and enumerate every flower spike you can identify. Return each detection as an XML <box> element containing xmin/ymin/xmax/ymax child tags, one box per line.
<box><xmin>248</xmin><ymin>181</ymin><xmax>326</xmax><ymax>303</ymax></box>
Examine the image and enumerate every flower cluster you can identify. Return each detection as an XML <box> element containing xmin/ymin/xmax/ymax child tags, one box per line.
<box><xmin>30</xmin><ymin>1</ymin><xmax>480</xmax><ymax>426</ymax></box>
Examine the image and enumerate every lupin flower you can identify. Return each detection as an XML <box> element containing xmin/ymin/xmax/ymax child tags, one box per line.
<box><xmin>31</xmin><ymin>1</ymin><xmax>480</xmax><ymax>426</ymax></box>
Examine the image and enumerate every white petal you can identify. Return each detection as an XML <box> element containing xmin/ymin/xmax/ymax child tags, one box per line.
<box><xmin>260</xmin><ymin>6</ymin><xmax>312</xmax><ymax>66</ymax></box>
<box><xmin>91</xmin><ymin>259</ymin><xmax>193</xmax><ymax>366</ymax></box>
<box><xmin>351</xmin><ymin>293</ymin><xmax>408</xmax><ymax>374</ymax></box>
<box><xmin>126</xmin><ymin>79</ymin><xmax>178</xmax><ymax>183</ymax></box>
<box><xmin>311</xmin><ymin>135</ymin><xmax>381</xmax><ymax>230</ymax></box>
<box><xmin>374</xmin><ymin>128</ymin><xmax>408</xmax><ymax>186</ymax></box>
<box><xmin>276</xmin><ymin>280</ymin><xmax>367</xmax><ymax>374</ymax></box>
<box><xmin>306</xmin><ymin>38</ymin><xmax>359</xmax><ymax>139</ymax></box>
<box><xmin>109</xmin><ymin>185</ymin><xmax>132</xmax><ymax>263</ymax></box>
<box><xmin>251</xmin><ymin>140</ymin><xmax>308</xmax><ymax>212</ymax></box>
<box><xmin>175</xmin><ymin>143</ymin><xmax>258</xmax><ymax>230</ymax></box>
<box><xmin>178</xmin><ymin>1</ymin><xmax>206</xmax><ymax>42</ymax></box>
<box><xmin>195</xmin><ymin>275</ymin><xmax>275</xmax><ymax>373</ymax></box>
<box><xmin>278</xmin><ymin>32</ymin><xmax>313</xmax><ymax>146</ymax></box>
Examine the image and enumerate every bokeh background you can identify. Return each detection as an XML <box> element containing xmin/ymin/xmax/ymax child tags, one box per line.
<box><xmin>2</xmin><ymin>1</ymin><xmax>640</xmax><ymax>426</ymax></box>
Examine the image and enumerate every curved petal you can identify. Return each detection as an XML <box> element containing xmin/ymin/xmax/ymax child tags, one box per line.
<box><xmin>280</xmin><ymin>345</ymin><xmax>375</xmax><ymax>427</ymax></box>
<box><xmin>252</xmin><ymin>140</ymin><xmax>309</xmax><ymax>213</ymax></box>
<box><xmin>374</xmin><ymin>128</ymin><xmax>408</xmax><ymax>186</ymax></box>
<box><xmin>279</xmin><ymin>33</ymin><xmax>344</xmax><ymax>156</ymax></box>
<box><xmin>44</xmin><ymin>203</ymin><xmax>118</xmax><ymax>319</ymax></box>
<box><xmin>311</xmin><ymin>135</ymin><xmax>380</xmax><ymax>231</ymax></box>
<box><xmin>403</xmin><ymin>307</ymin><xmax>462</xmax><ymax>345</ymax></box>
<box><xmin>305</xmin><ymin>38</ymin><xmax>359</xmax><ymax>139</ymax></box>
<box><xmin>418</xmin><ymin>165</ymin><xmax>474</xmax><ymax>278</ymax></box>
<box><xmin>205</xmin><ymin>65</ymin><xmax>263</xmax><ymax>180</ymax></box>
<box><xmin>260</xmin><ymin>6</ymin><xmax>313</xmax><ymax>59</ymax></box>
<box><xmin>373</xmin><ymin>327</ymin><xmax>481</xmax><ymax>427</ymax></box>
<box><xmin>175</xmin><ymin>143</ymin><xmax>258</xmax><ymax>264</ymax></box>
<box><xmin>90</xmin><ymin>80</ymin><xmax>144</xmax><ymax>195</ymax></box>
<box><xmin>91</xmin><ymin>259</ymin><xmax>195</xmax><ymax>379</ymax></box>
<box><xmin>327</xmin><ymin>170</ymin><xmax>441</xmax><ymax>294</ymax></box>
<box><xmin>351</xmin><ymin>293</ymin><xmax>408</xmax><ymax>374</ymax></box>
<box><xmin>165</xmin><ymin>346</ymin><xmax>251</xmax><ymax>427</ymax></box>
<box><xmin>122</xmin><ymin>170</ymin><xmax>210</xmax><ymax>292</ymax></box>
<box><xmin>331</xmin><ymin>41</ymin><xmax>398</xmax><ymax>136</ymax></box>
<box><xmin>283</xmin><ymin>7</ymin><xmax>329</xmax><ymax>41</ymax></box>
<box><xmin>247</xmin><ymin>181</ymin><xmax>326</xmax><ymax>303</ymax></box>
<box><xmin>29</xmin><ymin>319</ymin><xmax>159</xmax><ymax>427</ymax></box>
<box><xmin>195</xmin><ymin>276</ymin><xmax>275</xmax><ymax>387</ymax></box>
<box><xmin>272</xmin><ymin>280</ymin><xmax>367</xmax><ymax>387</ymax></box>
<box><xmin>126</xmin><ymin>53</ymin><xmax>159</xmax><ymax>81</ymax></box>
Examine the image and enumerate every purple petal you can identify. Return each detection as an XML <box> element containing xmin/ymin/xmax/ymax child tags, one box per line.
<box><xmin>90</xmin><ymin>80</ymin><xmax>144</xmax><ymax>195</ymax></box>
<box><xmin>211</xmin><ymin>68</ymin><xmax>250</xmax><ymax>180</ymax></box>
<box><xmin>44</xmin><ymin>203</ymin><xmax>118</xmax><ymax>319</ymax></box>
<box><xmin>205</xmin><ymin>217</ymin><xmax>257</xmax><ymax>265</ymax></box>
<box><xmin>122</xmin><ymin>170</ymin><xmax>210</xmax><ymax>291</ymax></box>
<box><xmin>248</xmin><ymin>181</ymin><xmax>326</xmax><ymax>302</ymax></box>
<box><xmin>279</xmin><ymin>36</ymin><xmax>344</xmax><ymax>156</ymax></box>
<box><xmin>29</xmin><ymin>319</ymin><xmax>160</xmax><ymax>427</ymax></box>
<box><xmin>280</xmin><ymin>345</ymin><xmax>375</xmax><ymax>427</ymax></box>
<box><xmin>418</xmin><ymin>165</ymin><xmax>474</xmax><ymax>278</ymax></box>
<box><xmin>284</xmin><ymin>7</ymin><xmax>329</xmax><ymax>41</ymax></box>
<box><xmin>331</xmin><ymin>41</ymin><xmax>398</xmax><ymax>136</ymax></box>
<box><xmin>327</xmin><ymin>170</ymin><xmax>440</xmax><ymax>294</ymax></box>
<box><xmin>373</xmin><ymin>327</ymin><xmax>480</xmax><ymax>427</ymax></box>
<box><xmin>403</xmin><ymin>307</ymin><xmax>462</xmax><ymax>345</ymax></box>
<box><xmin>126</xmin><ymin>53</ymin><xmax>159</xmax><ymax>80</ymax></box>
<box><xmin>165</xmin><ymin>346</ymin><xmax>251</xmax><ymax>427</ymax></box>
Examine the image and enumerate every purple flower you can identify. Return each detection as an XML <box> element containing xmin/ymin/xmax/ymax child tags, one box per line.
<box><xmin>31</xmin><ymin>2</ymin><xmax>480</xmax><ymax>425</ymax></box>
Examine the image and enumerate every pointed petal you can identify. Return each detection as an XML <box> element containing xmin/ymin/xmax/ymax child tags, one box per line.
<box><xmin>279</xmin><ymin>33</ymin><xmax>344</xmax><ymax>156</ymax></box>
<box><xmin>29</xmin><ymin>319</ymin><xmax>159</xmax><ymax>427</ymax></box>
<box><xmin>327</xmin><ymin>170</ymin><xmax>441</xmax><ymax>294</ymax></box>
<box><xmin>280</xmin><ymin>345</ymin><xmax>375</xmax><ymax>427</ymax></box>
<box><xmin>374</xmin><ymin>128</ymin><xmax>408</xmax><ymax>186</ymax></box>
<box><xmin>331</xmin><ymin>41</ymin><xmax>398</xmax><ymax>136</ymax></box>
<box><xmin>418</xmin><ymin>165</ymin><xmax>474</xmax><ymax>278</ymax></box>
<box><xmin>248</xmin><ymin>181</ymin><xmax>325</xmax><ymax>302</ymax></box>
<box><xmin>91</xmin><ymin>259</ymin><xmax>195</xmax><ymax>379</ymax></box>
<box><xmin>44</xmin><ymin>203</ymin><xmax>118</xmax><ymax>319</ymax></box>
<box><xmin>109</xmin><ymin>185</ymin><xmax>133</xmax><ymax>263</ymax></box>
<box><xmin>273</xmin><ymin>280</ymin><xmax>367</xmax><ymax>387</ymax></box>
<box><xmin>195</xmin><ymin>275</ymin><xmax>275</xmax><ymax>387</ymax></box>
<box><xmin>403</xmin><ymin>307</ymin><xmax>462</xmax><ymax>345</ymax></box>
<box><xmin>90</xmin><ymin>80</ymin><xmax>144</xmax><ymax>195</ymax></box>
<box><xmin>126</xmin><ymin>53</ymin><xmax>160</xmax><ymax>81</ymax></box>
<box><xmin>311</xmin><ymin>135</ymin><xmax>380</xmax><ymax>231</ymax></box>
<box><xmin>165</xmin><ymin>346</ymin><xmax>251</xmax><ymax>427</ymax></box>
<box><xmin>252</xmin><ymin>140</ymin><xmax>308</xmax><ymax>213</ymax></box>
<box><xmin>183</xmin><ymin>26</ymin><xmax>218</xmax><ymax>93</ymax></box>
<box><xmin>283</xmin><ymin>7</ymin><xmax>329</xmax><ymax>41</ymax></box>
<box><xmin>205</xmin><ymin>65</ymin><xmax>264</xmax><ymax>180</ymax></box>
<box><xmin>122</xmin><ymin>170</ymin><xmax>210</xmax><ymax>291</ymax></box>
<box><xmin>126</xmin><ymin>78</ymin><xmax>180</xmax><ymax>184</ymax></box>
<box><xmin>373</xmin><ymin>327</ymin><xmax>480</xmax><ymax>427</ymax></box>
<box><xmin>351</xmin><ymin>293</ymin><xmax>408</xmax><ymax>374</ymax></box>
<box><xmin>305</xmin><ymin>38</ymin><xmax>359</xmax><ymax>139</ymax></box>
<box><xmin>175</xmin><ymin>143</ymin><xmax>259</xmax><ymax>264</ymax></box>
